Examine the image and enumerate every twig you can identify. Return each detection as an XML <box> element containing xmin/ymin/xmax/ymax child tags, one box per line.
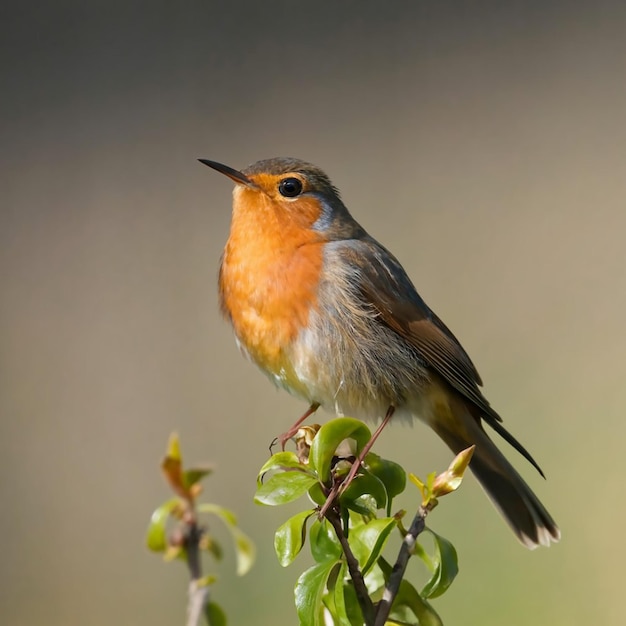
<box><xmin>374</xmin><ymin>504</ymin><xmax>430</xmax><ymax>626</ymax></box>
<box><xmin>188</xmin><ymin>579</ymin><xmax>210</xmax><ymax>626</ymax></box>
<box><xmin>184</xmin><ymin>514</ymin><xmax>210</xmax><ymax>626</ymax></box>
<box><xmin>325</xmin><ymin>508</ymin><xmax>375</xmax><ymax>626</ymax></box>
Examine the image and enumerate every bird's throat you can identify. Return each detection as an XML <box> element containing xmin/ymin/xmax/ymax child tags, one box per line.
<box><xmin>218</xmin><ymin>198</ymin><xmax>325</xmax><ymax>387</ymax></box>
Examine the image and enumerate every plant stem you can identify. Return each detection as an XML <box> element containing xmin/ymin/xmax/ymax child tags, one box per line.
<box><xmin>185</xmin><ymin>513</ymin><xmax>210</xmax><ymax>626</ymax></box>
<box><xmin>326</xmin><ymin>508</ymin><xmax>375</xmax><ymax>626</ymax></box>
<box><xmin>188</xmin><ymin>578</ymin><xmax>210</xmax><ymax>626</ymax></box>
<box><xmin>374</xmin><ymin>504</ymin><xmax>430</xmax><ymax>626</ymax></box>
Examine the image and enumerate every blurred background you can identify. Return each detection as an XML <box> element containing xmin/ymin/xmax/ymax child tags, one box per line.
<box><xmin>1</xmin><ymin>1</ymin><xmax>625</xmax><ymax>624</ymax></box>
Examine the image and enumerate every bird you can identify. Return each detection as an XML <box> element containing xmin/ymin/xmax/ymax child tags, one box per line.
<box><xmin>199</xmin><ymin>156</ymin><xmax>560</xmax><ymax>549</ymax></box>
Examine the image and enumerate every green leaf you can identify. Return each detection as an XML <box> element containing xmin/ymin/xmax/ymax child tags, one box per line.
<box><xmin>392</xmin><ymin>579</ymin><xmax>443</xmax><ymax>626</ymax></box>
<box><xmin>197</xmin><ymin>503</ymin><xmax>256</xmax><ymax>575</ymax></box>
<box><xmin>412</xmin><ymin>540</ymin><xmax>435</xmax><ymax>572</ymax></box>
<box><xmin>146</xmin><ymin>498</ymin><xmax>179</xmax><ymax>552</ymax></box>
<box><xmin>363</xmin><ymin>556</ymin><xmax>386</xmax><ymax>596</ymax></box>
<box><xmin>205</xmin><ymin>600</ymin><xmax>227</xmax><ymax>626</ymax></box>
<box><xmin>295</xmin><ymin>560</ymin><xmax>340</xmax><ymax>626</ymax></box>
<box><xmin>340</xmin><ymin>469</ymin><xmax>387</xmax><ymax>512</ymax></box>
<box><xmin>332</xmin><ymin>562</ymin><xmax>364</xmax><ymax>626</ymax></box>
<box><xmin>346</xmin><ymin>494</ymin><xmax>379</xmax><ymax>517</ymax></box>
<box><xmin>366</xmin><ymin>454</ymin><xmax>406</xmax><ymax>507</ymax></box>
<box><xmin>202</xmin><ymin>537</ymin><xmax>223</xmax><ymax>561</ymax></box>
<box><xmin>409</xmin><ymin>471</ymin><xmax>439</xmax><ymax>507</ymax></box>
<box><xmin>257</xmin><ymin>451</ymin><xmax>312</xmax><ymax>486</ymax></box>
<box><xmin>309</xmin><ymin>418</ymin><xmax>371</xmax><ymax>483</ymax></box>
<box><xmin>377</xmin><ymin>557</ymin><xmax>443</xmax><ymax>625</ymax></box>
<box><xmin>274</xmin><ymin>509</ymin><xmax>315</xmax><ymax>567</ymax></box>
<box><xmin>332</xmin><ymin>561</ymin><xmax>348</xmax><ymax>624</ymax></box>
<box><xmin>420</xmin><ymin>529</ymin><xmax>459</xmax><ymax>599</ymax></box>
<box><xmin>182</xmin><ymin>467</ymin><xmax>213</xmax><ymax>491</ymax></box>
<box><xmin>307</xmin><ymin>481</ymin><xmax>327</xmax><ymax>507</ymax></box>
<box><xmin>164</xmin><ymin>543</ymin><xmax>186</xmax><ymax>561</ymax></box>
<box><xmin>197</xmin><ymin>574</ymin><xmax>218</xmax><ymax>587</ymax></box>
<box><xmin>322</xmin><ymin>559</ymin><xmax>340</xmax><ymax>612</ymax></box>
<box><xmin>349</xmin><ymin>517</ymin><xmax>396</xmax><ymax>575</ymax></box>
<box><xmin>343</xmin><ymin>583</ymin><xmax>365</xmax><ymax>626</ymax></box>
<box><xmin>310</xmin><ymin>518</ymin><xmax>342</xmax><ymax>563</ymax></box>
<box><xmin>230</xmin><ymin>525</ymin><xmax>256</xmax><ymax>576</ymax></box>
<box><xmin>254</xmin><ymin>471</ymin><xmax>319</xmax><ymax>506</ymax></box>
<box><xmin>198</xmin><ymin>503</ymin><xmax>237</xmax><ymax>526</ymax></box>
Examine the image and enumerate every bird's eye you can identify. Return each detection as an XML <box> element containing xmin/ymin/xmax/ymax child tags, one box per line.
<box><xmin>278</xmin><ymin>177</ymin><xmax>303</xmax><ymax>198</ymax></box>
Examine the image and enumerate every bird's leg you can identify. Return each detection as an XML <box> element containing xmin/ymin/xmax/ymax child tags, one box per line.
<box><xmin>341</xmin><ymin>405</ymin><xmax>396</xmax><ymax>490</ymax></box>
<box><xmin>319</xmin><ymin>405</ymin><xmax>396</xmax><ymax>518</ymax></box>
<box><xmin>272</xmin><ymin>402</ymin><xmax>320</xmax><ymax>452</ymax></box>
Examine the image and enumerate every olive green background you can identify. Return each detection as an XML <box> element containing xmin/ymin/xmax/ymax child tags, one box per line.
<box><xmin>2</xmin><ymin>1</ymin><xmax>625</xmax><ymax>624</ymax></box>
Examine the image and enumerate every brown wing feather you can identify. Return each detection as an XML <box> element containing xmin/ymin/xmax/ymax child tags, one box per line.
<box><xmin>349</xmin><ymin>238</ymin><xmax>500</xmax><ymax>422</ymax></box>
<box><xmin>348</xmin><ymin>237</ymin><xmax>545</xmax><ymax>477</ymax></box>
<box><xmin>373</xmin><ymin>297</ymin><xmax>502</xmax><ymax>423</ymax></box>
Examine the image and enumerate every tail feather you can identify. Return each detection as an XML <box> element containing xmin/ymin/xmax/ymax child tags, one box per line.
<box><xmin>432</xmin><ymin>404</ymin><xmax>560</xmax><ymax>549</ymax></box>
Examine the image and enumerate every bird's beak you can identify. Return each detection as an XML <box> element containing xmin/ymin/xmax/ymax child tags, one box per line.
<box><xmin>198</xmin><ymin>159</ymin><xmax>258</xmax><ymax>189</ymax></box>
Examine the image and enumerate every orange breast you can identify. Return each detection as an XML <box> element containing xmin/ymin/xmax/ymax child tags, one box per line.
<box><xmin>219</xmin><ymin>188</ymin><xmax>324</xmax><ymax>390</ymax></box>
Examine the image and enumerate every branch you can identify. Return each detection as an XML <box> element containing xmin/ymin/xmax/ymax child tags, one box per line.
<box><xmin>188</xmin><ymin>579</ymin><xmax>210</xmax><ymax>626</ymax></box>
<box><xmin>325</xmin><ymin>508</ymin><xmax>376</xmax><ymax>626</ymax></box>
<box><xmin>184</xmin><ymin>514</ymin><xmax>210</xmax><ymax>626</ymax></box>
<box><xmin>374</xmin><ymin>504</ymin><xmax>431</xmax><ymax>626</ymax></box>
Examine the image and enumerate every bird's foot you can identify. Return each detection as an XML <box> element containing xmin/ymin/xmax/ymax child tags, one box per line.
<box><xmin>269</xmin><ymin>402</ymin><xmax>320</xmax><ymax>453</ymax></box>
<box><xmin>318</xmin><ymin>405</ymin><xmax>396</xmax><ymax>519</ymax></box>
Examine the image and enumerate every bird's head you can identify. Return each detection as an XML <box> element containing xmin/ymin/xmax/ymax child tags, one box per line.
<box><xmin>199</xmin><ymin>157</ymin><xmax>364</xmax><ymax>240</ymax></box>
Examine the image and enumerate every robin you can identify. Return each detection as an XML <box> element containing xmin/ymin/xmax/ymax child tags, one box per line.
<box><xmin>199</xmin><ymin>157</ymin><xmax>560</xmax><ymax>548</ymax></box>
